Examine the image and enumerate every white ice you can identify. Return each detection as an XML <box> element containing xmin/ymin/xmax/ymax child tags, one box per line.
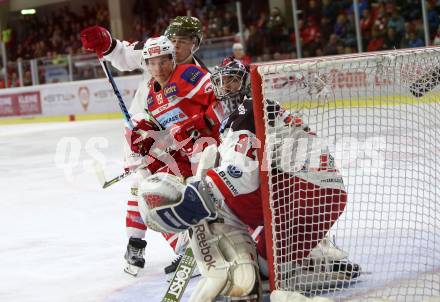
<box><xmin>1</xmin><ymin>114</ymin><xmax>439</xmax><ymax>302</ymax></box>
<box><xmin>0</xmin><ymin>120</ymin><xmax>196</xmax><ymax>302</ymax></box>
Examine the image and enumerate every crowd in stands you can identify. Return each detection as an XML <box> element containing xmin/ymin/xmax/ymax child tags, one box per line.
<box><xmin>240</xmin><ymin>0</ymin><xmax>440</xmax><ymax>60</ymax></box>
<box><xmin>130</xmin><ymin>0</ymin><xmax>440</xmax><ymax>61</ymax></box>
<box><xmin>294</xmin><ymin>0</ymin><xmax>440</xmax><ymax>57</ymax></box>
<box><xmin>2</xmin><ymin>0</ymin><xmax>440</xmax><ymax>88</ymax></box>
<box><xmin>1</xmin><ymin>2</ymin><xmax>109</xmax><ymax>88</ymax></box>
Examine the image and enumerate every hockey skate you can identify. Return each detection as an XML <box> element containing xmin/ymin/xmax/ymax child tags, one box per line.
<box><xmin>124</xmin><ymin>237</ymin><xmax>147</xmax><ymax>276</ymax></box>
<box><xmin>165</xmin><ymin>253</ymin><xmax>201</xmax><ymax>281</ymax></box>
<box><xmin>280</xmin><ymin>237</ymin><xmax>361</xmax><ymax>292</ymax></box>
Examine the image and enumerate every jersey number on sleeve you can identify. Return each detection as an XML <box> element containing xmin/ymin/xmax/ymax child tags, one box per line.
<box><xmin>234</xmin><ymin>134</ymin><xmax>257</xmax><ymax>160</ymax></box>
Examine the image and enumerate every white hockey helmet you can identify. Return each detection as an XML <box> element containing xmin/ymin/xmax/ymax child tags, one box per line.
<box><xmin>142</xmin><ymin>35</ymin><xmax>176</xmax><ymax>62</ymax></box>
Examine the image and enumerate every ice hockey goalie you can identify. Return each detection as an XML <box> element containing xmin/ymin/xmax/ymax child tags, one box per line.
<box><xmin>204</xmin><ymin>58</ymin><xmax>361</xmax><ymax>292</ymax></box>
<box><xmin>137</xmin><ymin>172</ymin><xmax>262</xmax><ymax>302</ymax></box>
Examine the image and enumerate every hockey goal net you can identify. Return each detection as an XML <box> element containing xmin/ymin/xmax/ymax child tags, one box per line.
<box><xmin>250</xmin><ymin>47</ymin><xmax>440</xmax><ymax>301</ymax></box>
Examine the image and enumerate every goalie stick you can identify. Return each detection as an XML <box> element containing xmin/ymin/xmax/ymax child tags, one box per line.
<box><xmin>161</xmin><ymin>144</ymin><xmax>218</xmax><ymax>302</ymax></box>
<box><xmin>162</xmin><ymin>246</ymin><xmax>197</xmax><ymax>302</ymax></box>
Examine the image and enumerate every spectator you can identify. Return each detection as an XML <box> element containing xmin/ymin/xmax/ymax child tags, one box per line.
<box><xmin>305</xmin><ymin>0</ymin><xmax>321</xmax><ymax>24</ymax></box>
<box><xmin>266</xmin><ymin>7</ymin><xmax>289</xmax><ymax>53</ymax></box>
<box><xmin>23</xmin><ymin>70</ymin><xmax>32</xmax><ymax>86</ymax></box>
<box><xmin>319</xmin><ymin>17</ymin><xmax>333</xmax><ymax>42</ymax></box>
<box><xmin>427</xmin><ymin>1</ymin><xmax>440</xmax><ymax>40</ymax></box>
<box><xmin>323</xmin><ymin>34</ymin><xmax>339</xmax><ymax>55</ymax></box>
<box><xmin>321</xmin><ymin>0</ymin><xmax>338</xmax><ymax>24</ymax></box>
<box><xmin>246</xmin><ymin>25</ymin><xmax>264</xmax><ymax>57</ymax></box>
<box><xmin>367</xmin><ymin>26</ymin><xmax>385</xmax><ymax>52</ymax></box>
<box><xmin>387</xmin><ymin>6</ymin><xmax>405</xmax><ymax>41</ymax></box>
<box><xmin>301</xmin><ymin>16</ymin><xmax>320</xmax><ymax>47</ymax></box>
<box><xmin>372</xmin><ymin>2</ymin><xmax>387</xmax><ymax>32</ymax></box>
<box><xmin>407</xmin><ymin>31</ymin><xmax>425</xmax><ymax>48</ymax></box>
<box><xmin>333</xmin><ymin>13</ymin><xmax>348</xmax><ymax>40</ymax></box>
<box><xmin>336</xmin><ymin>42</ymin><xmax>346</xmax><ymax>55</ymax></box>
<box><xmin>305</xmin><ymin>34</ymin><xmax>323</xmax><ymax>57</ymax></box>
<box><xmin>223</xmin><ymin>11</ymin><xmax>238</xmax><ymax>33</ymax></box>
<box><xmin>360</xmin><ymin>8</ymin><xmax>375</xmax><ymax>35</ymax></box>
<box><xmin>232</xmin><ymin>43</ymin><xmax>251</xmax><ymax>65</ymax></box>
<box><xmin>433</xmin><ymin>25</ymin><xmax>440</xmax><ymax>46</ymax></box>
<box><xmin>344</xmin><ymin>14</ymin><xmax>357</xmax><ymax>47</ymax></box>
<box><xmin>383</xmin><ymin>27</ymin><xmax>400</xmax><ymax>50</ymax></box>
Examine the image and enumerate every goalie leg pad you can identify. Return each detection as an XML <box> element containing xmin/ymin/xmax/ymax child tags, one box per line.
<box><xmin>126</xmin><ymin>170</ymin><xmax>151</xmax><ymax>238</ymax></box>
<box><xmin>188</xmin><ymin>221</ymin><xmax>259</xmax><ymax>302</ymax></box>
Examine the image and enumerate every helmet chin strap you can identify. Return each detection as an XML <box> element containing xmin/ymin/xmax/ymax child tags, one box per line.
<box><xmin>176</xmin><ymin>39</ymin><xmax>199</xmax><ymax>64</ymax></box>
<box><xmin>177</xmin><ymin>53</ymin><xmax>193</xmax><ymax>64</ymax></box>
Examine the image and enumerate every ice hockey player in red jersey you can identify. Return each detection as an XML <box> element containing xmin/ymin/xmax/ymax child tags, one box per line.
<box><xmin>80</xmin><ymin>17</ymin><xmax>218</xmax><ymax>276</ymax></box>
<box><xmin>122</xmin><ymin>36</ymin><xmax>227</xmax><ymax>276</ymax></box>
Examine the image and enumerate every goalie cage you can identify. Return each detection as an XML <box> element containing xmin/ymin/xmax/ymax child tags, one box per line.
<box><xmin>250</xmin><ymin>47</ymin><xmax>440</xmax><ymax>302</ymax></box>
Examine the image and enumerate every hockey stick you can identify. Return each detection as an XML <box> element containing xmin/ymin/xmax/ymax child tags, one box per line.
<box><xmin>93</xmin><ymin>160</ymin><xmax>132</xmax><ymax>189</ymax></box>
<box><xmin>98</xmin><ymin>58</ymin><xmax>135</xmax><ymax>129</ymax></box>
<box><xmin>93</xmin><ymin>147</ymin><xmax>174</xmax><ymax>189</ymax></box>
<box><xmin>161</xmin><ymin>144</ymin><xmax>218</xmax><ymax>302</ymax></box>
<box><xmin>99</xmin><ymin>58</ymin><xmax>164</xmax><ymax>131</ymax></box>
<box><xmin>162</xmin><ymin>246</ymin><xmax>197</xmax><ymax>302</ymax></box>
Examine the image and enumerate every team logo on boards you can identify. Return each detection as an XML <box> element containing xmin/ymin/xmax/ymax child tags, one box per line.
<box><xmin>78</xmin><ymin>86</ymin><xmax>90</xmax><ymax>111</ymax></box>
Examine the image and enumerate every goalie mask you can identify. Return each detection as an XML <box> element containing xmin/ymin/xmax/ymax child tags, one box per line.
<box><xmin>211</xmin><ymin>58</ymin><xmax>249</xmax><ymax>114</ymax></box>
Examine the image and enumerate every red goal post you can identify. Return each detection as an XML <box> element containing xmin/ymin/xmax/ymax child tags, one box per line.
<box><xmin>250</xmin><ymin>47</ymin><xmax>440</xmax><ymax>300</ymax></box>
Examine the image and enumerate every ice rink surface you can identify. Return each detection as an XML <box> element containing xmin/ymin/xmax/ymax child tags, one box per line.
<box><xmin>0</xmin><ymin>120</ymin><xmax>186</xmax><ymax>302</ymax></box>
<box><xmin>1</xmin><ymin>116</ymin><xmax>439</xmax><ymax>302</ymax></box>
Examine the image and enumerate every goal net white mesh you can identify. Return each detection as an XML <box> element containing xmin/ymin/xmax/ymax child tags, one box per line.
<box><xmin>251</xmin><ymin>47</ymin><xmax>440</xmax><ymax>301</ymax></box>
